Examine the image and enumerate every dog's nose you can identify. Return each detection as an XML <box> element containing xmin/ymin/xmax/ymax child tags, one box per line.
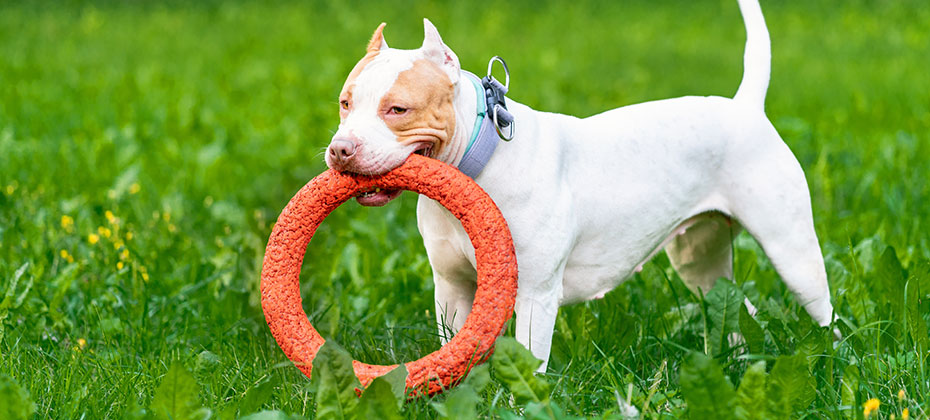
<box><xmin>328</xmin><ymin>139</ymin><xmax>357</xmax><ymax>163</ymax></box>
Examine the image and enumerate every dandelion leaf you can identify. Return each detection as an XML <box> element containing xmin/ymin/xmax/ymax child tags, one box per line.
<box><xmin>358</xmin><ymin>375</ymin><xmax>402</xmax><ymax>420</ymax></box>
<box><xmin>735</xmin><ymin>361</ymin><xmax>769</xmax><ymax>420</ymax></box>
<box><xmin>151</xmin><ymin>363</ymin><xmax>205</xmax><ymax>420</ymax></box>
<box><xmin>0</xmin><ymin>374</ymin><xmax>35</xmax><ymax>420</ymax></box>
<box><xmin>840</xmin><ymin>364</ymin><xmax>859</xmax><ymax>417</ymax></box>
<box><xmin>432</xmin><ymin>364</ymin><xmax>490</xmax><ymax>420</ymax></box>
<box><xmin>766</xmin><ymin>353</ymin><xmax>815</xmax><ymax>418</ymax></box>
<box><xmin>491</xmin><ymin>337</ymin><xmax>551</xmax><ymax>405</ymax></box>
<box><xmin>906</xmin><ymin>260</ymin><xmax>930</xmax><ymax>352</ymax></box>
<box><xmin>237</xmin><ymin>376</ymin><xmax>276</xmax><ymax>416</ymax></box>
<box><xmin>739</xmin><ymin>303</ymin><xmax>764</xmax><ymax>355</ymax></box>
<box><xmin>310</xmin><ymin>340</ymin><xmax>361</xmax><ymax>420</ymax></box>
<box><xmin>703</xmin><ymin>279</ymin><xmax>744</xmax><ymax>356</ymax></box>
<box><xmin>679</xmin><ymin>351</ymin><xmax>735</xmax><ymax>419</ymax></box>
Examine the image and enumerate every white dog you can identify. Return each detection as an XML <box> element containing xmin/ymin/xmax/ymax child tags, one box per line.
<box><xmin>325</xmin><ymin>0</ymin><xmax>835</xmax><ymax>370</ymax></box>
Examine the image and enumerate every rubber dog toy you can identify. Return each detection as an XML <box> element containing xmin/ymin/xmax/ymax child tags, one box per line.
<box><xmin>260</xmin><ymin>154</ymin><xmax>518</xmax><ymax>396</ymax></box>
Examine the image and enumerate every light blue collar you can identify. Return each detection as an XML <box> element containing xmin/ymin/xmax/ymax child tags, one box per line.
<box><xmin>457</xmin><ymin>71</ymin><xmax>502</xmax><ymax>179</ymax></box>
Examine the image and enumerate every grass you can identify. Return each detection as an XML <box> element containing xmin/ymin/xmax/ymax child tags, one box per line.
<box><xmin>1</xmin><ymin>0</ymin><xmax>929</xmax><ymax>418</ymax></box>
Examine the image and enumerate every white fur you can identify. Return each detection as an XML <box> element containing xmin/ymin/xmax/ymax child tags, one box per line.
<box><xmin>330</xmin><ymin>0</ymin><xmax>836</xmax><ymax>371</ymax></box>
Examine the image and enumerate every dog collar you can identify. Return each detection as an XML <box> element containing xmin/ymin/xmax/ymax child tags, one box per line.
<box><xmin>457</xmin><ymin>57</ymin><xmax>514</xmax><ymax>179</ymax></box>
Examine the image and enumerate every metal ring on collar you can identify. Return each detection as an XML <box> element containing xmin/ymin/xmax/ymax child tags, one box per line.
<box><xmin>493</xmin><ymin>106</ymin><xmax>515</xmax><ymax>141</ymax></box>
<box><xmin>487</xmin><ymin>56</ymin><xmax>510</xmax><ymax>91</ymax></box>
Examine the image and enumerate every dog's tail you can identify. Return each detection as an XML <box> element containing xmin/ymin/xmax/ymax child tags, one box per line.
<box><xmin>733</xmin><ymin>0</ymin><xmax>771</xmax><ymax>111</ymax></box>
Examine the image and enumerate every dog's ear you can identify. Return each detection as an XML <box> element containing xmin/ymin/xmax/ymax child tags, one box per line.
<box><xmin>421</xmin><ymin>18</ymin><xmax>460</xmax><ymax>84</ymax></box>
<box><xmin>367</xmin><ymin>22</ymin><xmax>389</xmax><ymax>53</ymax></box>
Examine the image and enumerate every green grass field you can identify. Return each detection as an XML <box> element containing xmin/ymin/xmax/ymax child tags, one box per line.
<box><xmin>2</xmin><ymin>0</ymin><xmax>929</xmax><ymax>418</ymax></box>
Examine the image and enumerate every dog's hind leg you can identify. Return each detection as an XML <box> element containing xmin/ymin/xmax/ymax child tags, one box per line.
<box><xmin>724</xmin><ymin>136</ymin><xmax>834</xmax><ymax>327</ymax></box>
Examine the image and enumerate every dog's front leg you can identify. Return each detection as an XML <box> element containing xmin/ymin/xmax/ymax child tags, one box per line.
<box><xmin>433</xmin><ymin>270</ymin><xmax>477</xmax><ymax>344</ymax></box>
<box><xmin>417</xmin><ymin>197</ymin><xmax>482</xmax><ymax>344</ymax></box>
<box><xmin>513</xmin><ymin>264</ymin><xmax>566</xmax><ymax>373</ymax></box>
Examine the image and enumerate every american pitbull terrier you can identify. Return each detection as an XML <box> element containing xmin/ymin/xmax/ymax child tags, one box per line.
<box><xmin>325</xmin><ymin>0</ymin><xmax>835</xmax><ymax>370</ymax></box>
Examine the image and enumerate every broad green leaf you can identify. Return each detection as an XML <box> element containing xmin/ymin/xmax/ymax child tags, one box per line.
<box><xmin>735</xmin><ymin>361</ymin><xmax>768</xmax><ymax>420</ymax></box>
<box><xmin>679</xmin><ymin>351</ymin><xmax>735</xmax><ymax>418</ymax></box>
<box><xmin>432</xmin><ymin>365</ymin><xmax>490</xmax><ymax>420</ymax></box>
<box><xmin>840</xmin><ymin>364</ymin><xmax>859</xmax><ymax>416</ymax></box>
<box><xmin>358</xmin><ymin>375</ymin><xmax>402</xmax><ymax>420</ymax></box>
<box><xmin>151</xmin><ymin>363</ymin><xmax>205</xmax><ymax>420</ymax></box>
<box><xmin>795</xmin><ymin>313</ymin><xmax>831</xmax><ymax>371</ymax></box>
<box><xmin>853</xmin><ymin>235</ymin><xmax>885</xmax><ymax>273</ymax></box>
<box><xmin>310</xmin><ymin>340</ymin><xmax>361</xmax><ymax>420</ymax></box>
<box><xmin>0</xmin><ymin>374</ymin><xmax>35</xmax><ymax>420</ymax></box>
<box><xmin>906</xmin><ymin>260</ymin><xmax>929</xmax><ymax>353</ymax></box>
<box><xmin>238</xmin><ymin>377</ymin><xmax>276</xmax><ymax>416</ymax></box>
<box><xmin>491</xmin><ymin>337</ymin><xmax>551</xmax><ymax>405</ymax></box>
<box><xmin>843</xmin><ymin>272</ymin><xmax>875</xmax><ymax>325</ymax></box>
<box><xmin>431</xmin><ymin>386</ymin><xmax>478</xmax><ymax>420</ymax></box>
<box><xmin>378</xmin><ymin>365</ymin><xmax>408</xmax><ymax>404</ymax></box>
<box><xmin>876</xmin><ymin>246</ymin><xmax>906</xmax><ymax>303</ymax></box>
<box><xmin>460</xmin><ymin>363</ymin><xmax>490</xmax><ymax>392</ymax></box>
<box><xmin>738</xmin><ymin>303</ymin><xmax>764</xmax><ymax>355</ymax></box>
<box><xmin>703</xmin><ymin>280</ymin><xmax>744</xmax><ymax>356</ymax></box>
<box><xmin>766</xmin><ymin>353</ymin><xmax>815</xmax><ymax>418</ymax></box>
<box><xmin>0</xmin><ymin>262</ymin><xmax>31</xmax><ymax>345</ymax></box>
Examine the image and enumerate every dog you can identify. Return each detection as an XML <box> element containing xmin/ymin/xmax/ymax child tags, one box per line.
<box><xmin>325</xmin><ymin>0</ymin><xmax>835</xmax><ymax>370</ymax></box>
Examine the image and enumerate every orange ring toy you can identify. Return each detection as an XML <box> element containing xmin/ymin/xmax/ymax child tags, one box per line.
<box><xmin>260</xmin><ymin>154</ymin><xmax>518</xmax><ymax>396</ymax></box>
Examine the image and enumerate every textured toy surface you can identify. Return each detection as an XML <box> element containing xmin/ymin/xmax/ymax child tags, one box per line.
<box><xmin>260</xmin><ymin>154</ymin><xmax>518</xmax><ymax>396</ymax></box>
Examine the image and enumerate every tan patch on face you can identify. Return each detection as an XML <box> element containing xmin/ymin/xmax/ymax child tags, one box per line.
<box><xmin>379</xmin><ymin>59</ymin><xmax>456</xmax><ymax>155</ymax></box>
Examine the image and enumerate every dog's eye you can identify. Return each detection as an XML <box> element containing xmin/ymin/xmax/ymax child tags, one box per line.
<box><xmin>339</xmin><ymin>100</ymin><xmax>349</xmax><ymax>110</ymax></box>
<box><xmin>390</xmin><ymin>106</ymin><xmax>407</xmax><ymax>115</ymax></box>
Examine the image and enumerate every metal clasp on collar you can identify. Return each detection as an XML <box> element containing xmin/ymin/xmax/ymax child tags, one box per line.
<box><xmin>482</xmin><ymin>56</ymin><xmax>515</xmax><ymax>141</ymax></box>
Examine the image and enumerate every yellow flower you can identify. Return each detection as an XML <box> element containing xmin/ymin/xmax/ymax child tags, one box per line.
<box><xmin>129</xmin><ymin>183</ymin><xmax>141</xmax><ymax>195</ymax></box>
<box><xmin>117</xmin><ymin>261</ymin><xmax>124</xmax><ymax>270</ymax></box>
<box><xmin>113</xmin><ymin>240</ymin><xmax>124</xmax><ymax>250</ymax></box>
<box><xmin>902</xmin><ymin>408</ymin><xmax>909</xmax><ymax>419</ymax></box>
<box><xmin>4</xmin><ymin>184</ymin><xmax>14</xmax><ymax>195</ymax></box>
<box><xmin>168</xmin><ymin>224</ymin><xmax>177</xmax><ymax>233</ymax></box>
<box><xmin>97</xmin><ymin>226</ymin><xmax>112</xmax><ymax>238</ymax></box>
<box><xmin>898</xmin><ymin>389</ymin><xmax>905</xmax><ymax>401</ymax></box>
<box><xmin>59</xmin><ymin>249</ymin><xmax>75</xmax><ymax>263</ymax></box>
<box><xmin>105</xmin><ymin>210</ymin><xmax>116</xmax><ymax>225</ymax></box>
<box><xmin>61</xmin><ymin>215</ymin><xmax>75</xmax><ymax>232</ymax></box>
<box><xmin>120</xmin><ymin>248</ymin><xmax>129</xmax><ymax>260</ymax></box>
<box><xmin>88</xmin><ymin>233</ymin><xmax>100</xmax><ymax>245</ymax></box>
<box><xmin>72</xmin><ymin>337</ymin><xmax>87</xmax><ymax>352</ymax></box>
<box><xmin>863</xmin><ymin>398</ymin><xmax>880</xmax><ymax>417</ymax></box>
<box><xmin>140</xmin><ymin>266</ymin><xmax>150</xmax><ymax>282</ymax></box>
<box><xmin>126</xmin><ymin>231</ymin><xmax>134</xmax><ymax>240</ymax></box>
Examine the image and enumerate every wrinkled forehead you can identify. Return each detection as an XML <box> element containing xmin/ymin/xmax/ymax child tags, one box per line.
<box><xmin>342</xmin><ymin>49</ymin><xmax>421</xmax><ymax>104</ymax></box>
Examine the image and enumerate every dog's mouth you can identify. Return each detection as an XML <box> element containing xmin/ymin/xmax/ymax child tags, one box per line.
<box><xmin>354</xmin><ymin>143</ymin><xmax>432</xmax><ymax>207</ymax></box>
<box><xmin>413</xmin><ymin>142</ymin><xmax>433</xmax><ymax>158</ymax></box>
<box><xmin>355</xmin><ymin>186</ymin><xmax>403</xmax><ymax>207</ymax></box>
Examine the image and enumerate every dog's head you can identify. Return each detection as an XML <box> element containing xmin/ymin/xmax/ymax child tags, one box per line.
<box><xmin>326</xmin><ymin>20</ymin><xmax>461</xmax><ymax>206</ymax></box>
